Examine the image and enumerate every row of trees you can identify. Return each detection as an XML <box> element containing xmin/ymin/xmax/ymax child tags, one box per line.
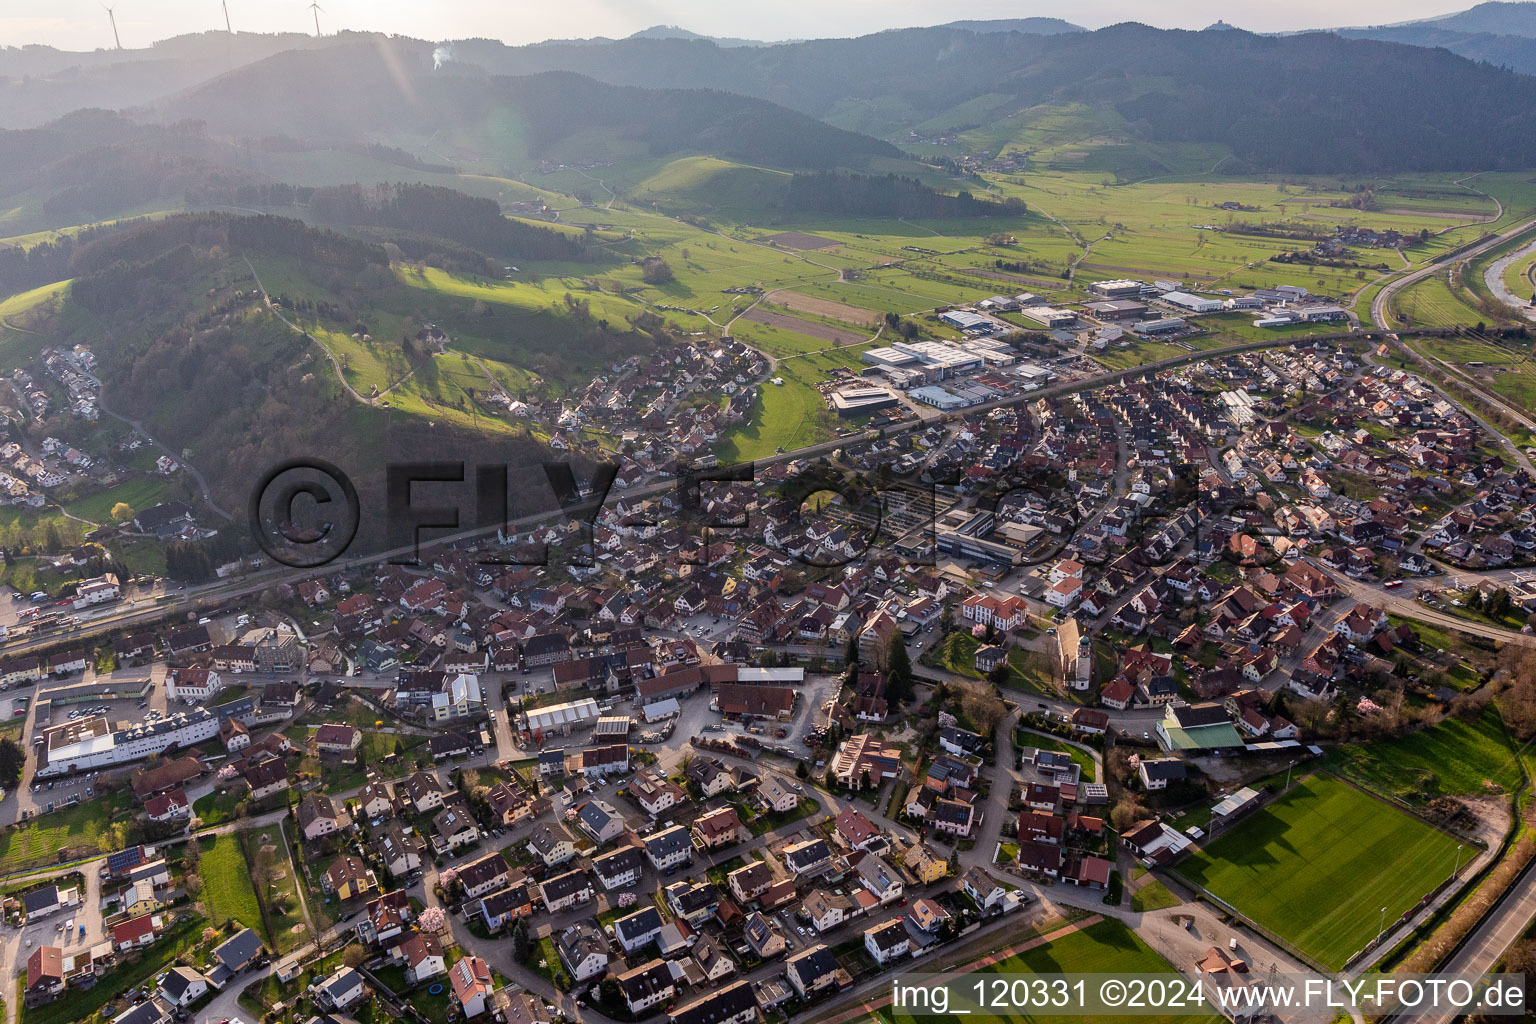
<box><xmin>785</xmin><ymin>172</ymin><xmax>1025</xmax><ymax>219</ymax></box>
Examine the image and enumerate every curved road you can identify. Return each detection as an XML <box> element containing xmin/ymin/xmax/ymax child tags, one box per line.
<box><xmin>1372</xmin><ymin>217</ymin><xmax>1536</xmax><ymax>329</ymax></box>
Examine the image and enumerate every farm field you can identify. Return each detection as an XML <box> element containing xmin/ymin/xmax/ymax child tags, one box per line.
<box><xmin>878</xmin><ymin>918</ymin><xmax>1218</xmax><ymax>1024</ymax></box>
<box><xmin>1321</xmin><ymin>705</ymin><xmax>1518</xmax><ymax>804</ymax></box>
<box><xmin>1176</xmin><ymin>775</ymin><xmax>1463</xmax><ymax>970</ymax></box>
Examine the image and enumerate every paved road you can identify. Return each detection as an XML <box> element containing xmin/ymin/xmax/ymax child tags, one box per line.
<box><xmin>1372</xmin><ymin>217</ymin><xmax>1536</xmax><ymax>329</ymax></box>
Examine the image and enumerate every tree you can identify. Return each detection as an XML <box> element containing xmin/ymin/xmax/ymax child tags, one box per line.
<box><xmin>511</xmin><ymin>918</ymin><xmax>532</xmax><ymax>963</ymax></box>
<box><xmin>341</xmin><ymin>945</ymin><xmax>367</xmax><ymax>968</ymax></box>
<box><xmin>886</xmin><ymin>630</ymin><xmax>915</xmax><ymax>708</ymax></box>
<box><xmin>960</xmin><ymin>683</ymin><xmax>1007</xmax><ymax>738</ymax></box>
<box><xmin>0</xmin><ymin>738</ymin><xmax>23</xmax><ymax>789</ymax></box>
<box><xmin>1110</xmin><ymin>794</ymin><xmax>1148</xmax><ymax>831</ymax></box>
<box><xmin>641</xmin><ymin>259</ymin><xmax>674</xmax><ymax>285</ymax></box>
<box><xmin>987</xmin><ymin>662</ymin><xmax>1010</xmax><ymax>686</ymax></box>
<box><xmin>110</xmin><ymin>502</ymin><xmax>135</xmax><ymax>523</ymax></box>
<box><xmin>843</xmin><ymin>630</ymin><xmax>860</xmax><ymax>673</ymax></box>
<box><xmin>947</xmin><ymin>849</ymin><xmax>959</xmax><ymax>876</ymax></box>
<box><xmin>796</xmin><ymin>760</ymin><xmax>808</xmax><ymax>779</ymax></box>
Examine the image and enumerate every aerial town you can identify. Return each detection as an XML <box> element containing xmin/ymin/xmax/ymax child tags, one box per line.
<box><xmin>9</xmin><ymin>6</ymin><xmax>1536</xmax><ymax>1024</ymax></box>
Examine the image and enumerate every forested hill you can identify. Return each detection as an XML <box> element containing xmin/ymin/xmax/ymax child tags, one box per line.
<box><xmin>154</xmin><ymin>44</ymin><xmax>901</xmax><ymax>170</ymax></box>
<box><xmin>445</xmin><ymin>22</ymin><xmax>1536</xmax><ymax>173</ymax></box>
<box><xmin>785</xmin><ymin>172</ymin><xmax>1024</xmax><ymax>218</ymax></box>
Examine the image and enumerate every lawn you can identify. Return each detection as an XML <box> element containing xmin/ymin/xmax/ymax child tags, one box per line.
<box><xmin>0</xmin><ymin>790</ymin><xmax>132</xmax><ymax>871</ymax></box>
<box><xmin>877</xmin><ymin>918</ymin><xmax>1219</xmax><ymax>1024</ymax></box>
<box><xmin>1130</xmin><ymin>879</ymin><xmax>1181</xmax><ymax>913</ymax></box>
<box><xmin>1175</xmin><ymin>775</ymin><xmax>1464</xmax><ymax>970</ymax></box>
<box><xmin>198</xmin><ymin>834</ymin><xmax>264</xmax><ymax>936</ymax></box>
<box><xmin>241</xmin><ymin>827</ymin><xmax>310</xmax><ymax>953</ymax></box>
<box><xmin>1321</xmin><ymin>705</ymin><xmax>1519</xmax><ymax>804</ymax></box>
<box><xmin>62</xmin><ymin>477</ymin><xmax>171</xmax><ymax>526</ymax></box>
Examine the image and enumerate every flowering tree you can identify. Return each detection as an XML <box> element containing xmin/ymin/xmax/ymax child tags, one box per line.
<box><xmin>419</xmin><ymin>906</ymin><xmax>446</xmax><ymax>932</ymax></box>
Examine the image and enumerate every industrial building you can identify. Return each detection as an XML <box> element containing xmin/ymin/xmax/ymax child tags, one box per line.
<box><xmin>830</xmin><ymin>387</ymin><xmax>899</xmax><ymax>417</ymax></box>
<box><xmin>889</xmin><ymin>340</ymin><xmax>984</xmax><ymax>377</ymax></box>
<box><xmin>1219</xmin><ymin>389</ymin><xmax>1259</xmax><ymax>426</ymax></box>
<box><xmin>1159</xmin><ymin>291</ymin><xmax>1223</xmax><ymax>314</ymax></box>
<box><xmin>861</xmin><ymin>346</ymin><xmax>916</xmax><ymax>368</ymax></box>
<box><xmin>938</xmin><ymin>310</ymin><xmax>992</xmax><ymax>331</ymax></box>
<box><xmin>1224</xmin><ymin>296</ymin><xmax>1265</xmax><ymax>311</ymax></box>
<box><xmin>1019</xmin><ymin>306</ymin><xmax>1075</xmax><ymax>329</ymax></box>
<box><xmin>522</xmin><ymin>698</ymin><xmax>600</xmax><ymax>737</ymax></box>
<box><xmin>1083</xmin><ymin>299</ymin><xmax>1148</xmax><ymax>321</ymax></box>
<box><xmin>1089</xmin><ymin>279</ymin><xmax>1146</xmax><ymax>299</ymax></box>
<box><xmin>1132</xmin><ymin>318</ymin><xmax>1188</xmax><ymax>335</ymax></box>
<box><xmin>909</xmin><ymin>386</ymin><xmax>971</xmax><ymax>410</ymax></box>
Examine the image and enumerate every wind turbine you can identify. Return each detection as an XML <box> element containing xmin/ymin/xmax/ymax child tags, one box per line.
<box><xmin>221</xmin><ymin>0</ymin><xmax>232</xmax><ymax>32</ymax></box>
<box><xmin>308</xmin><ymin>1</ymin><xmax>323</xmax><ymax>37</ymax></box>
<box><xmin>101</xmin><ymin>3</ymin><xmax>122</xmax><ymax>49</ymax></box>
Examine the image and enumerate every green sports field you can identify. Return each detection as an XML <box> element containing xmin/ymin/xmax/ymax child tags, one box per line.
<box><xmin>879</xmin><ymin>918</ymin><xmax>1219</xmax><ymax>1024</ymax></box>
<box><xmin>1176</xmin><ymin>775</ymin><xmax>1464</xmax><ymax>970</ymax></box>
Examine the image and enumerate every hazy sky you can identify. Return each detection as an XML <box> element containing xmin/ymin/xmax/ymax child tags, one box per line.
<box><xmin>4</xmin><ymin>0</ymin><xmax>1482</xmax><ymax>51</ymax></box>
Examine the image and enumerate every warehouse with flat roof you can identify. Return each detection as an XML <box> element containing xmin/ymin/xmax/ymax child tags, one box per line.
<box><xmin>830</xmin><ymin>387</ymin><xmax>899</xmax><ymax>417</ymax></box>
<box><xmin>1160</xmin><ymin>291</ymin><xmax>1223</xmax><ymax>313</ymax></box>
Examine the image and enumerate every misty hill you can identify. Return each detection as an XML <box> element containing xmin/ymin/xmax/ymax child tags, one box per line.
<box><xmin>439</xmin><ymin>22</ymin><xmax>1536</xmax><ymax>172</ymax></box>
<box><xmin>151</xmin><ymin>41</ymin><xmax>900</xmax><ymax>172</ymax></box>
<box><xmin>940</xmin><ymin>19</ymin><xmax>1083</xmax><ymax>34</ymax></box>
<box><xmin>1338</xmin><ymin>3</ymin><xmax>1536</xmax><ymax>74</ymax></box>
<box><xmin>625</xmin><ymin>25</ymin><xmax>772</xmax><ymax>47</ymax></box>
<box><xmin>1382</xmin><ymin>1</ymin><xmax>1536</xmax><ymax>37</ymax></box>
<box><xmin>0</xmin><ymin>31</ymin><xmax>328</xmax><ymax>128</ymax></box>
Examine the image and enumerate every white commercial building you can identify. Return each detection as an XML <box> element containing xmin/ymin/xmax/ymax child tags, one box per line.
<box><xmin>1089</xmin><ymin>279</ymin><xmax>1146</xmax><ymax>298</ymax></box>
<box><xmin>37</xmin><ymin>708</ymin><xmax>220</xmax><ymax>777</ymax></box>
<box><xmin>1160</xmin><ymin>291</ymin><xmax>1223</xmax><ymax>314</ymax></box>
<box><xmin>1019</xmin><ymin>306</ymin><xmax>1075</xmax><ymax>328</ymax></box>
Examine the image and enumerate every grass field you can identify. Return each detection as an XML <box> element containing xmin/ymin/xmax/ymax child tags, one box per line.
<box><xmin>1176</xmin><ymin>775</ymin><xmax>1463</xmax><ymax>970</ymax></box>
<box><xmin>63</xmin><ymin>477</ymin><xmax>171</xmax><ymax>525</ymax></box>
<box><xmin>878</xmin><ymin>918</ymin><xmax>1217</xmax><ymax>1024</ymax></box>
<box><xmin>0</xmin><ymin>791</ymin><xmax>131</xmax><ymax>869</ymax></box>
<box><xmin>714</xmin><ymin>346</ymin><xmax>868</xmax><ymax>462</ymax></box>
<box><xmin>1131</xmin><ymin>879</ymin><xmax>1182</xmax><ymax>913</ymax></box>
<box><xmin>199</xmin><ymin>834</ymin><xmax>264</xmax><ymax>936</ymax></box>
<box><xmin>1322</xmin><ymin>705</ymin><xmax>1519</xmax><ymax>804</ymax></box>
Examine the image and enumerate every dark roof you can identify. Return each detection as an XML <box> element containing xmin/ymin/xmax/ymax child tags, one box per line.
<box><xmin>21</xmin><ymin>887</ymin><xmax>59</xmax><ymax>913</ymax></box>
<box><xmin>1140</xmin><ymin>759</ymin><xmax>1188</xmax><ymax>781</ymax></box>
<box><xmin>1171</xmin><ymin>702</ymin><xmax>1231</xmax><ymax>728</ymax></box>
<box><xmin>866</xmin><ymin>918</ymin><xmax>908</xmax><ymax>952</ymax></box>
<box><xmin>592</xmin><ymin>845</ymin><xmax>644</xmax><ymax>878</ymax></box>
<box><xmin>787</xmin><ymin>944</ymin><xmax>839</xmax><ymax>984</ymax></box>
<box><xmin>214</xmin><ymin>927</ymin><xmax>264</xmax><ymax>970</ymax></box>
<box><xmin>615</xmin><ymin>959</ymin><xmax>673</xmax><ymax>1003</ymax></box>
<box><xmin>539</xmin><ymin>869</ymin><xmax>590</xmax><ymax>900</ymax></box>
<box><xmin>672</xmin><ymin>980</ymin><xmax>758</xmax><ymax>1024</ymax></box>
<box><xmin>614</xmin><ymin>906</ymin><xmax>664</xmax><ymax>944</ymax></box>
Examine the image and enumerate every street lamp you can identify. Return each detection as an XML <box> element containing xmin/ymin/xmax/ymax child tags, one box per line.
<box><xmin>1378</xmin><ymin>905</ymin><xmax>1388</xmax><ymax>939</ymax></box>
